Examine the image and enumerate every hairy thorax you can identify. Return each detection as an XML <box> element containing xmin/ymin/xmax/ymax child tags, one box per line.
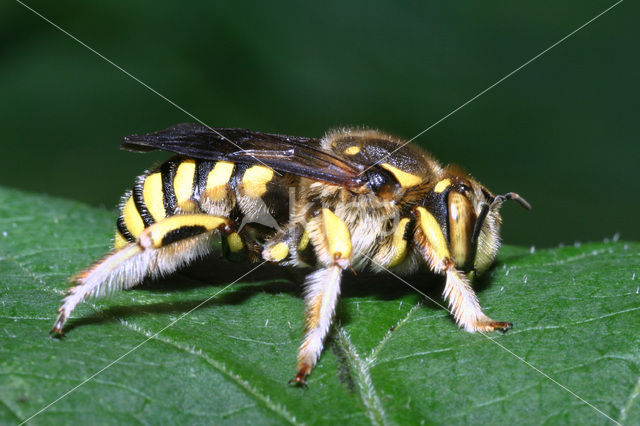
<box><xmin>294</xmin><ymin>181</ymin><xmax>402</xmax><ymax>270</ymax></box>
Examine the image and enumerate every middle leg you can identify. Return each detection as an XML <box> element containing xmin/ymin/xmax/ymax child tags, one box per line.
<box><xmin>289</xmin><ymin>208</ymin><xmax>353</xmax><ymax>385</ymax></box>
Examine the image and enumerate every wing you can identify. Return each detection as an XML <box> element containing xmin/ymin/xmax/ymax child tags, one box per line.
<box><xmin>121</xmin><ymin>123</ymin><xmax>366</xmax><ymax>189</ymax></box>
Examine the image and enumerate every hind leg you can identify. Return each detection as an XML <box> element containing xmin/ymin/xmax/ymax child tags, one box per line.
<box><xmin>52</xmin><ymin>214</ymin><xmax>231</xmax><ymax>334</ymax></box>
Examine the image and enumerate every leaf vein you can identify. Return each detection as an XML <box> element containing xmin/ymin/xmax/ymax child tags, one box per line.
<box><xmin>0</xmin><ymin>395</ymin><xmax>22</xmax><ymax>422</ymax></box>
<box><xmin>2</xmin><ymin>251</ymin><xmax>300</xmax><ymax>425</ymax></box>
<box><xmin>336</xmin><ymin>329</ymin><xmax>389</xmax><ymax>426</ymax></box>
<box><xmin>9</xmin><ymin>244</ymin><xmax>109</xmax><ymax>261</ymax></box>
<box><xmin>504</xmin><ymin>306</ymin><xmax>640</xmax><ymax>337</ymax></box>
<box><xmin>619</xmin><ymin>372</ymin><xmax>640</xmax><ymax>424</ymax></box>
<box><xmin>504</xmin><ymin>247</ymin><xmax>610</xmax><ymax>270</ymax></box>
<box><xmin>367</xmin><ymin>302</ymin><xmax>422</xmax><ymax>365</ymax></box>
<box><xmin>117</xmin><ymin>319</ymin><xmax>301</xmax><ymax>426</ymax></box>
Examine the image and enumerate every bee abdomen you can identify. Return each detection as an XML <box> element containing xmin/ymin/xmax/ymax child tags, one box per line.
<box><xmin>199</xmin><ymin>160</ymin><xmax>290</xmax><ymax>227</ymax></box>
<box><xmin>115</xmin><ymin>157</ymin><xmax>208</xmax><ymax>249</ymax></box>
<box><xmin>198</xmin><ymin>160</ymin><xmax>236</xmax><ymax>208</ymax></box>
<box><xmin>114</xmin><ymin>157</ymin><xmax>290</xmax><ymax>250</ymax></box>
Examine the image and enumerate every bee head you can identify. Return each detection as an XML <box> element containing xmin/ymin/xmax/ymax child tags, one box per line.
<box><xmin>420</xmin><ymin>167</ymin><xmax>530</xmax><ymax>274</ymax></box>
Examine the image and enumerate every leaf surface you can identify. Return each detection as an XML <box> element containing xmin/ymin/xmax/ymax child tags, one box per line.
<box><xmin>0</xmin><ymin>187</ymin><xmax>638</xmax><ymax>425</ymax></box>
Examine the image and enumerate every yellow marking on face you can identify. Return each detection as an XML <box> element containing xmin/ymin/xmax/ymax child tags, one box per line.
<box><xmin>139</xmin><ymin>214</ymin><xmax>230</xmax><ymax>249</ymax></box>
<box><xmin>173</xmin><ymin>159</ymin><xmax>196</xmax><ymax>206</ymax></box>
<box><xmin>269</xmin><ymin>242</ymin><xmax>289</xmax><ymax>262</ymax></box>
<box><xmin>380</xmin><ymin>163</ymin><xmax>422</xmax><ymax>187</ymax></box>
<box><xmin>415</xmin><ymin>207</ymin><xmax>450</xmax><ymax>261</ymax></box>
<box><xmin>298</xmin><ymin>229</ymin><xmax>310</xmax><ymax>251</ymax></box>
<box><xmin>434</xmin><ymin>178</ymin><xmax>451</xmax><ymax>193</ymax></box>
<box><xmin>321</xmin><ymin>208</ymin><xmax>352</xmax><ymax>260</ymax></box>
<box><xmin>205</xmin><ymin>161</ymin><xmax>234</xmax><ymax>201</ymax></box>
<box><xmin>388</xmin><ymin>218</ymin><xmax>410</xmax><ymax>267</ymax></box>
<box><xmin>143</xmin><ymin>172</ymin><xmax>166</xmax><ymax>221</ymax></box>
<box><xmin>343</xmin><ymin>145</ymin><xmax>360</xmax><ymax>155</ymax></box>
<box><xmin>114</xmin><ymin>231</ymin><xmax>128</xmax><ymax>250</ymax></box>
<box><xmin>242</xmin><ymin>165</ymin><xmax>274</xmax><ymax>198</ymax></box>
<box><xmin>123</xmin><ymin>196</ymin><xmax>145</xmax><ymax>238</ymax></box>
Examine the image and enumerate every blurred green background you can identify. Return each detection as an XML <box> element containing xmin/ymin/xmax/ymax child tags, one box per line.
<box><xmin>1</xmin><ymin>1</ymin><xmax>637</xmax><ymax>247</ymax></box>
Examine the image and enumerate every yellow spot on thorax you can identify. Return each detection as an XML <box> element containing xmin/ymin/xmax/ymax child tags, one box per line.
<box><xmin>343</xmin><ymin>146</ymin><xmax>360</xmax><ymax>155</ymax></box>
<box><xmin>227</xmin><ymin>232</ymin><xmax>244</xmax><ymax>253</ymax></box>
<box><xmin>174</xmin><ymin>159</ymin><xmax>196</xmax><ymax>207</ymax></box>
<box><xmin>242</xmin><ymin>165</ymin><xmax>274</xmax><ymax>197</ymax></box>
<box><xmin>415</xmin><ymin>207</ymin><xmax>450</xmax><ymax>262</ymax></box>
<box><xmin>114</xmin><ymin>231</ymin><xmax>128</xmax><ymax>250</ymax></box>
<box><xmin>321</xmin><ymin>208</ymin><xmax>352</xmax><ymax>259</ymax></box>
<box><xmin>268</xmin><ymin>242</ymin><xmax>289</xmax><ymax>262</ymax></box>
<box><xmin>388</xmin><ymin>218</ymin><xmax>411</xmax><ymax>267</ymax></box>
<box><xmin>143</xmin><ymin>173</ymin><xmax>166</xmax><ymax>221</ymax></box>
<box><xmin>380</xmin><ymin>163</ymin><xmax>422</xmax><ymax>187</ymax></box>
<box><xmin>123</xmin><ymin>196</ymin><xmax>144</xmax><ymax>238</ymax></box>
<box><xmin>205</xmin><ymin>161</ymin><xmax>234</xmax><ymax>201</ymax></box>
<box><xmin>434</xmin><ymin>178</ymin><xmax>451</xmax><ymax>193</ymax></box>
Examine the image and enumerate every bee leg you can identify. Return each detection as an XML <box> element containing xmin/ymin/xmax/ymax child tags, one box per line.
<box><xmin>289</xmin><ymin>265</ymin><xmax>343</xmax><ymax>386</ymax></box>
<box><xmin>290</xmin><ymin>208</ymin><xmax>352</xmax><ymax>386</ymax></box>
<box><xmin>414</xmin><ymin>207</ymin><xmax>510</xmax><ymax>333</ymax></box>
<box><xmin>52</xmin><ymin>214</ymin><xmax>231</xmax><ymax>335</ymax></box>
<box><xmin>443</xmin><ymin>269</ymin><xmax>512</xmax><ymax>333</ymax></box>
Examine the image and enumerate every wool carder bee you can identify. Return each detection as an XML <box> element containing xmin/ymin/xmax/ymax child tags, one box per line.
<box><xmin>52</xmin><ymin>123</ymin><xmax>530</xmax><ymax>385</ymax></box>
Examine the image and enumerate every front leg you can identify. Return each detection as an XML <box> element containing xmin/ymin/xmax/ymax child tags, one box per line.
<box><xmin>290</xmin><ymin>208</ymin><xmax>352</xmax><ymax>386</ymax></box>
<box><xmin>443</xmin><ymin>269</ymin><xmax>511</xmax><ymax>333</ymax></box>
<box><xmin>414</xmin><ymin>207</ymin><xmax>511</xmax><ymax>333</ymax></box>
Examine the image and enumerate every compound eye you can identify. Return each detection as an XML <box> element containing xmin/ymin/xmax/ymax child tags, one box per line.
<box><xmin>448</xmin><ymin>192</ymin><xmax>476</xmax><ymax>270</ymax></box>
<box><xmin>459</xmin><ymin>183</ymin><xmax>472</xmax><ymax>194</ymax></box>
<box><xmin>365</xmin><ymin>167</ymin><xmax>402</xmax><ymax>200</ymax></box>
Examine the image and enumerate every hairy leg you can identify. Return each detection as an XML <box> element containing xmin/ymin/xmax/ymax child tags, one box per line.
<box><xmin>52</xmin><ymin>214</ymin><xmax>230</xmax><ymax>333</ymax></box>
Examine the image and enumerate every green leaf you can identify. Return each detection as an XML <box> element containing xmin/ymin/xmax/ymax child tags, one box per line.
<box><xmin>1</xmin><ymin>186</ymin><xmax>638</xmax><ymax>425</ymax></box>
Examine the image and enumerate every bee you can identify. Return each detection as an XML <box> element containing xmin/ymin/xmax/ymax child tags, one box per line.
<box><xmin>52</xmin><ymin>123</ymin><xmax>530</xmax><ymax>385</ymax></box>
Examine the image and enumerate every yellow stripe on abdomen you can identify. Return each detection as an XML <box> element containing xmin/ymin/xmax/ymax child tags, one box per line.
<box><xmin>205</xmin><ymin>161</ymin><xmax>234</xmax><ymax>201</ymax></box>
<box><xmin>122</xmin><ymin>196</ymin><xmax>145</xmax><ymax>239</ymax></box>
<box><xmin>173</xmin><ymin>159</ymin><xmax>196</xmax><ymax>208</ymax></box>
<box><xmin>143</xmin><ymin>172</ymin><xmax>166</xmax><ymax>221</ymax></box>
<box><xmin>114</xmin><ymin>230</ymin><xmax>128</xmax><ymax>250</ymax></box>
<box><xmin>242</xmin><ymin>165</ymin><xmax>274</xmax><ymax>198</ymax></box>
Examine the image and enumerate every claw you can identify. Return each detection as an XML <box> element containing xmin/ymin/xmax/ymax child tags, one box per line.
<box><xmin>288</xmin><ymin>370</ymin><xmax>308</xmax><ymax>388</ymax></box>
<box><xmin>50</xmin><ymin>322</ymin><xmax>63</xmax><ymax>336</ymax></box>
<box><xmin>489</xmin><ymin>321</ymin><xmax>512</xmax><ymax>333</ymax></box>
<box><xmin>50</xmin><ymin>316</ymin><xmax>66</xmax><ymax>336</ymax></box>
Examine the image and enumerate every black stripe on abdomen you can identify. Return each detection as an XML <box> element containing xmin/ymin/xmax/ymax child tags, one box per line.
<box><xmin>133</xmin><ymin>173</ymin><xmax>155</xmax><ymax>227</ymax></box>
<box><xmin>116</xmin><ymin>214</ymin><xmax>135</xmax><ymax>242</ymax></box>
<box><xmin>160</xmin><ymin>158</ymin><xmax>178</xmax><ymax>215</ymax></box>
<box><xmin>194</xmin><ymin>159</ymin><xmax>214</xmax><ymax>202</ymax></box>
